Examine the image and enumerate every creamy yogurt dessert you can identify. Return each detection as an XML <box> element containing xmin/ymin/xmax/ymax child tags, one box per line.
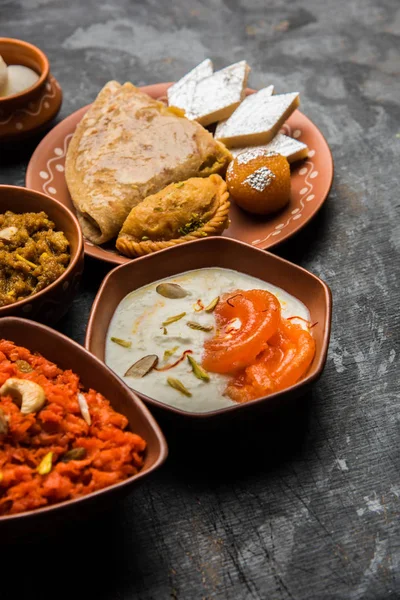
<box><xmin>105</xmin><ymin>268</ymin><xmax>311</xmax><ymax>414</ymax></box>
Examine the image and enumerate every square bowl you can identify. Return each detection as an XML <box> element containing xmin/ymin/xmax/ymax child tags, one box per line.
<box><xmin>85</xmin><ymin>237</ymin><xmax>332</xmax><ymax>422</ymax></box>
<box><xmin>0</xmin><ymin>317</ymin><xmax>168</xmax><ymax>538</ymax></box>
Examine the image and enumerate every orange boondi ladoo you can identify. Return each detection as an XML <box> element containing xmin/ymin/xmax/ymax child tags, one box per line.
<box><xmin>202</xmin><ymin>289</ymin><xmax>315</xmax><ymax>403</ymax></box>
<box><xmin>0</xmin><ymin>340</ymin><xmax>146</xmax><ymax>516</ymax></box>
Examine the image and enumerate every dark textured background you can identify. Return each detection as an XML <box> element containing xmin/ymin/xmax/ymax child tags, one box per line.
<box><xmin>1</xmin><ymin>0</ymin><xmax>400</xmax><ymax>598</ymax></box>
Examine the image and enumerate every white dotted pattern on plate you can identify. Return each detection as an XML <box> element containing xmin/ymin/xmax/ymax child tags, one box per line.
<box><xmin>251</xmin><ymin>122</ymin><xmax>317</xmax><ymax>246</ymax></box>
<box><xmin>38</xmin><ymin>120</ymin><xmax>317</xmax><ymax>252</ymax></box>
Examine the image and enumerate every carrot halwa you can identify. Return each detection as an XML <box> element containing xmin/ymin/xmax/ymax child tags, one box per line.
<box><xmin>0</xmin><ymin>339</ymin><xmax>146</xmax><ymax>516</ymax></box>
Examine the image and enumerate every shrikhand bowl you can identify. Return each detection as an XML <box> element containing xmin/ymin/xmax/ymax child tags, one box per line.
<box><xmin>85</xmin><ymin>237</ymin><xmax>332</xmax><ymax>422</ymax></box>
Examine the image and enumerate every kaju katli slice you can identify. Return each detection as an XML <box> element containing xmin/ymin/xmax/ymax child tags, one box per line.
<box><xmin>215</xmin><ymin>89</ymin><xmax>300</xmax><ymax>148</ymax></box>
<box><xmin>230</xmin><ymin>133</ymin><xmax>308</xmax><ymax>164</ymax></box>
<box><xmin>185</xmin><ymin>60</ymin><xmax>250</xmax><ymax>126</ymax></box>
<box><xmin>167</xmin><ymin>58</ymin><xmax>213</xmax><ymax>111</ymax></box>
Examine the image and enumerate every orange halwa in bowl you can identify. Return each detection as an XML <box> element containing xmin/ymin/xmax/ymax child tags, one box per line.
<box><xmin>0</xmin><ymin>318</ymin><xmax>167</xmax><ymax>538</ymax></box>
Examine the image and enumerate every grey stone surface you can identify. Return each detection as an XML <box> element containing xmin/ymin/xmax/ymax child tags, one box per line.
<box><xmin>1</xmin><ymin>0</ymin><xmax>400</xmax><ymax>598</ymax></box>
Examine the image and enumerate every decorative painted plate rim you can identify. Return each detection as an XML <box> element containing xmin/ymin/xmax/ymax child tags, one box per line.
<box><xmin>26</xmin><ymin>82</ymin><xmax>334</xmax><ymax>265</ymax></box>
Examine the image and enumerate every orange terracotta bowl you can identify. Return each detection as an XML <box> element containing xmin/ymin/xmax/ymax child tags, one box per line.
<box><xmin>0</xmin><ymin>37</ymin><xmax>49</xmax><ymax>110</ymax></box>
<box><xmin>0</xmin><ymin>317</ymin><xmax>168</xmax><ymax>539</ymax></box>
<box><xmin>0</xmin><ymin>185</ymin><xmax>84</xmax><ymax>324</ymax></box>
<box><xmin>0</xmin><ymin>38</ymin><xmax>62</xmax><ymax>141</ymax></box>
<box><xmin>85</xmin><ymin>237</ymin><xmax>332</xmax><ymax>422</ymax></box>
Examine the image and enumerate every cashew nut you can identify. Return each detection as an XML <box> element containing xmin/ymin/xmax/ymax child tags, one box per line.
<box><xmin>0</xmin><ymin>226</ymin><xmax>18</xmax><ymax>241</ymax></box>
<box><xmin>0</xmin><ymin>378</ymin><xmax>45</xmax><ymax>414</ymax></box>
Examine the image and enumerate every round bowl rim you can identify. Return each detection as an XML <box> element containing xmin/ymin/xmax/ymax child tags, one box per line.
<box><xmin>0</xmin><ymin>37</ymin><xmax>50</xmax><ymax>104</ymax></box>
<box><xmin>0</xmin><ymin>184</ymin><xmax>83</xmax><ymax>314</ymax></box>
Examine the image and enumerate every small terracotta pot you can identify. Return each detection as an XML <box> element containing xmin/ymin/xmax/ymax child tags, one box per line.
<box><xmin>0</xmin><ymin>38</ymin><xmax>62</xmax><ymax>141</ymax></box>
<box><xmin>0</xmin><ymin>185</ymin><xmax>84</xmax><ymax>324</ymax></box>
<box><xmin>0</xmin><ymin>37</ymin><xmax>49</xmax><ymax>110</ymax></box>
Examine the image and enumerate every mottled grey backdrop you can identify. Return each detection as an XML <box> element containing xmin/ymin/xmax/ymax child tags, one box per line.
<box><xmin>1</xmin><ymin>0</ymin><xmax>400</xmax><ymax>598</ymax></box>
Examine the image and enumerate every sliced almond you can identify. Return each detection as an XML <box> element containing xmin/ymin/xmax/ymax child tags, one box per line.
<box><xmin>125</xmin><ymin>355</ymin><xmax>159</xmax><ymax>378</ymax></box>
<box><xmin>156</xmin><ymin>283</ymin><xmax>188</xmax><ymax>299</ymax></box>
<box><xmin>77</xmin><ymin>392</ymin><xmax>91</xmax><ymax>426</ymax></box>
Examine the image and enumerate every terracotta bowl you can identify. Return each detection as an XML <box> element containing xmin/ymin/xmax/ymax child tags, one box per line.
<box><xmin>0</xmin><ymin>317</ymin><xmax>168</xmax><ymax>539</ymax></box>
<box><xmin>0</xmin><ymin>185</ymin><xmax>84</xmax><ymax>324</ymax></box>
<box><xmin>0</xmin><ymin>38</ymin><xmax>62</xmax><ymax>140</ymax></box>
<box><xmin>85</xmin><ymin>237</ymin><xmax>332</xmax><ymax>422</ymax></box>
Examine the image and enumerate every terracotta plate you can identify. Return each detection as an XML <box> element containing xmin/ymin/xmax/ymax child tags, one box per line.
<box><xmin>26</xmin><ymin>83</ymin><xmax>333</xmax><ymax>265</ymax></box>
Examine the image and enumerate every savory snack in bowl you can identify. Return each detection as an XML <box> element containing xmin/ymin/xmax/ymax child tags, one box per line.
<box><xmin>0</xmin><ymin>339</ymin><xmax>146</xmax><ymax>516</ymax></box>
<box><xmin>105</xmin><ymin>268</ymin><xmax>316</xmax><ymax>414</ymax></box>
<box><xmin>116</xmin><ymin>175</ymin><xmax>230</xmax><ymax>257</ymax></box>
<box><xmin>0</xmin><ymin>211</ymin><xmax>70</xmax><ymax>307</ymax></box>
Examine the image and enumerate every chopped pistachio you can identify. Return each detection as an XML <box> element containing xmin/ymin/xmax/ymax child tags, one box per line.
<box><xmin>187</xmin><ymin>355</ymin><xmax>210</xmax><ymax>382</ymax></box>
<box><xmin>175</xmin><ymin>182</ymin><xmax>185</xmax><ymax>188</ymax></box>
<box><xmin>187</xmin><ymin>321</ymin><xmax>213</xmax><ymax>332</ymax></box>
<box><xmin>178</xmin><ymin>213</ymin><xmax>204</xmax><ymax>236</ymax></box>
<box><xmin>162</xmin><ymin>312</ymin><xmax>186</xmax><ymax>326</ymax></box>
<box><xmin>141</xmin><ymin>236</ymin><xmax>150</xmax><ymax>241</ymax></box>
<box><xmin>156</xmin><ymin>282</ymin><xmax>188</xmax><ymax>299</ymax></box>
<box><xmin>153</xmin><ymin>207</ymin><xmax>163</xmax><ymax>212</ymax></box>
<box><xmin>205</xmin><ymin>297</ymin><xmax>220</xmax><ymax>313</ymax></box>
<box><xmin>37</xmin><ymin>451</ymin><xmax>53</xmax><ymax>475</ymax></box>
<box><xmin>167</xmin><ymin>377</ymin><xmax>192</xmax><ymax>397</ymax></box>
<box><xmin>15</xmin><ymin>253</ymin><xmax>37</xmax><ymax>269</ymax></box>
<box><xmin>163</xmin><ymin>346</ymin><xmax>179</xmax><ymax>361</ymax></box>
<box><xmin>125</xmin><ymin>355</ymin><xmax>158</xmax><ymax>378</ymax></box>
<box><xmin>110</xmin><ymin>337</ymin><xmax>132</xmax><ymax>348</ymax></box>
<box><xmin>61</xmin><ymin>447</ymin><xmax>87</xmax><ymax>462</ymax></box>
